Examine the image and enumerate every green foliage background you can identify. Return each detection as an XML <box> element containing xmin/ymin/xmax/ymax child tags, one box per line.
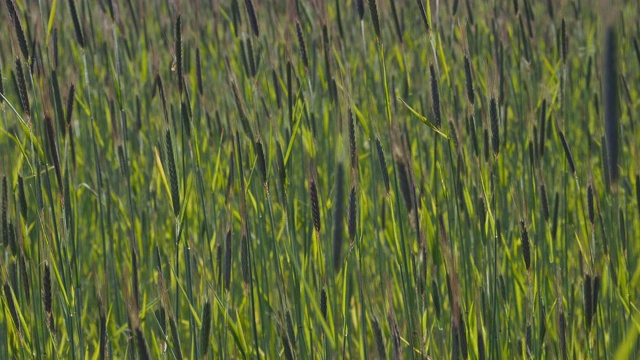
<box><xmin>0</xmin><ymin>0</ymin><xmax>639</xmax><ymax>358</ymax></box>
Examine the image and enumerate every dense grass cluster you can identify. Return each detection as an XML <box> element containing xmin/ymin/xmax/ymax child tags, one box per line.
<box><xmin>1</xmin><ymin>0</ymin><xmax>639</xmax><ymax>358</ymax></box>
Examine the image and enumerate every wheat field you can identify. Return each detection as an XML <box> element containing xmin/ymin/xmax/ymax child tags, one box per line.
<box><xmin>1</xmin><ymin>0</ymin><xmax>639</xmax><ymax>358</ymax></box>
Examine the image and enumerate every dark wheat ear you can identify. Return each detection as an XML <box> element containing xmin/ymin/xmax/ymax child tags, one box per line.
<box><xmin>348</xmin><ymin>185</ymin><xmax>357</xmax><ymax>241</ymax></box>
<box><xmin>295</xmin><ymin>21</ymin><xmax>309</xmax><ymax>70</ymax></box>
<box><xmin>181</xmin><ymin>101</ymin><xmax>191</xmax><ymax>138</ymax></box>
<box><xmin>467</xmin><ymin>114</ymin><xmax>479</xmax><ymax>157</ymax></box>
<box><xmin>200</xmin><ymin>301</ymin><xmax>212</xmax><ymax>354</ymax></box>
<box><xmin>15</xmin><ymin>57</ymin><xmax>30</xmax><ymax>117</ymax></box>
<box><xmin>241</xmin><ymin>234</ymin><xmax>249</xmax><ymax>285</ymax></box>
<box><xmin>281</xmin><ymin>330</ymin><xmax>294</xmax><ymax>360</ymax></box>
<box><xmin>245</xmin><ymin>0</ymin><xmax>259</xmax><ymax>37</ymax></box>
<box><xmin>490</xmin><ymin>97</ymin><xmax>499</xmax><ymax>156</ymax></box>
<box><xmin>8</xmin><ymin>221</ymin><xmax>17</xmax><ymax>254</ymax></box>
<box><xmin>2</xmin><ymin>176</ymin><xmax>7</xmax><ymax>248</ymax></box>
<box><xmin>430</xmin><ymin>64</ymin><xmax>442</xmax><ymax>128</ymax></box>
<box><xmin>276</xmin><ymin>141</ymin><xmax>286</xmax><ymax>193</ymax></box>
<box><xmin>65</xmin><ymin>84</ymin><xmax>76</xmax><ymax>131</ymax></box>
<box><xmin>243</xmin><ymin>36</ymin><xmax>256</xmax><ymax>78</ymax></box>
<box><xmin>156</xmin><ymin>74</ymin><xmax>170</xmax><ymax>125</ymax></box>
<box><xmin>196</xmin><ymin>48</ymin><xmax>203</xmax><ymax>96</ymax></box>
<box><xmin>520</xmin><ymin>220</ymin><xmax>531</xmax><ymax>271</ymax></box>
<box><xmin>477</xmin><ymin>327</ymin><xmax>486</xmax><ymax>360</ymax></box>
<box><xmin>372</xmin><ymin>317</ymin><xmax>386</xmax><ymax>357</ymax></box>
<box><xmin>320</xmin><ymin>287</ymin><xmax>327</xmax><ymax>319</ymax></box>
<box><xmin>584</xmin><ymin>274</ymin><xmax>593</xmax><ymax>331</ymax></box>
<box><xmin>43</xmin><ymin>262</ymin><xmax>54</xmax><ymax>331</ymax></box>
<box><xmin>559</xmin><ymin>310</ymin><xmax>567</xmax><ymax>359</ymax></box>
<box><xmin>540</xmin><ymin>182</ymin><xmax>549</xmax><ymax>221</ymax></box>
<box><xmin>165</xmin><ymin>130</ymin><xmax>180</xmax><ymax>216</ymax></box>
<box><xmin>230</xmin><ymin>0</ymin><xmax>241</xmax><ymax>38</ymax></box>
<box><xmin>368</xmin><ymin>0</ymin><xmax>381</xmax><ymax>39</ymax></box>
<box><xmin>636</xmin><ymin>174</ymin><xmax>640</xmax><ymax>217</ymax></box>
<box><xmin>539</xmin><ymin>99</ymin><xmax>547</xmax><ymax>158</ymax></box>
<box><xmin>483</xmin><ymin>128</ymin><xmax>490</xmax><ymax>162</ymax></box>
<box><xmin>551</xmin><ymin>191</ymin><xmax>560</xmax><ymax>242</ymax></box>
<box><xmin>5</xmin><ymin>0</ymin><xmax>29</xmax><ymax>60</ymax></box>
<box><xmin>464</xmin><ymin>55</ymin><xmax>474</xmax><ymax>105</ymax></box>
<box><xmin>98</xmin><ymin>297</ymin><xmax>107</xmax><ymax>359</ymax></box>
<box><xmin>587</xmin><ymin>184</ymin><xmax>595</xmax><ymax>225</ymax></box>
<box><xmin>255</xmin><ymin>139</ymin><xmax>267</xmax><ymax>186</ymax></box>
<box><xmin>375</xmin><ymin>137</ymin><xmax>390</xmax><ymax>193</ymax></box>
<box><xmin>619</xmin><ymin>208</ymin><xmax>627</xmax><ymax>253</ymax></box>
<box><xmin>285</xmin><ymin>310</ymin><xmax>296</xmax><ymax>349</ymax></box>
<box><xmin>335</xmin><ymin>0</ymin><xmax>345</xmax><ymax>38</ymax></box>
<box><xmin>0</xmin><ymin>68</ymin><xmax>4</xmax><ymax>104</ymax></box>
<box><xmin>223</xmin><ymin>228</ymin><xmax>232</xmax><ymax>290</ymax></box>
<box><xmin>348</xmin><ymin>109</ymin><xmax>357</xmax><ymax>170</ymax></box>
<box><xmin>416</xmin><ymin>0</ymin><xmax>430</xmax><ymax>33</ymax></box>
<box><xmin>309</xmin><ymin>178</ymin><xmax>321</xmax><ymax>235</ymax></box>
<box><xmin>135</xmin><ymin>327</ymin><xmax>150</xmax><ymax>360</ymax></box>
<box><xmin>356</xmin><ymin>0</ymin><xmax>364</xmax><ymax>21</ymax></box>
<box><xmin>558</xmin><ymin>129</ymin><xmax>576</xmax><ymax>175</ymax></box>
<box><xmin>17</xmin><ymin>175</ymin><xmax>27</xmax><ymax>220</ymax></box>
<box><xmin>117</xmin><ymin>145</ymin><xmax>128</xmax><ymax>176</ymax></box>
<box><xmin>67</xmin><ymin>0</ymin><xmax>84</xmax><ymax>47</ymax></box>
<box><xmin>272</xmin><ymin>69</ymin><xmax>282</xmax><ymax>109</ymax></box>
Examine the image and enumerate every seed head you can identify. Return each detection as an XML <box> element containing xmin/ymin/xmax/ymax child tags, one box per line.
<box><xmin>464</xmin><ymin>56</ymin><xmax>475</xmax><ymax>105</ymax></box>
<box><xmin>348</xmin><ymin>186</ymin><xmax>357</xmax><ymax>240</ymax></box>
<box><xmin>309</xmin><ymin>178</ymin><xmax>321</xmax><ymax>234</ymax></box>
<box><xmin>558</xmin><ymin>129</ymin><xmax>576</xmax><ymax>175</ymax></box>
<box><xmin>520</xmin><ymin>220</ymin><xmax>530</xmax><ymax>271</ymax></box>
<box><xmin>430</xmin><ymin>64</ymin><xmax>442</xmax><ymax>128</ymax></box>
<box><xmin>200</xmin><ymin>301</ymin><xmax>212</xmax><ymax>354</ymax></box>
<box><xmin>5</xmin><ymin>0</ymin><xmax>29</xmax><ymax>60</ymax></box>
<box><xmin>68</xmin><ymin>0</ymin><xmax>85</xmax><ymax>47</ymax></box>
<box><xmin>245</xmin><ymin>0</ymin><xmax>259</xmax><ymax>37</ymax></box>
<box><xmin>490</xmin><ymin>97</ymin><xmax>499</xmax><ymax>156</ymax></box>
<box><xmin>296</xmin><ymin>21</ymin><xmax>309</xmax><ymax>69</ymax></box>
<box><xmin>587</xmin><ymin>185</ymin><xmax>595</xmax><ymax>225</ymax></box>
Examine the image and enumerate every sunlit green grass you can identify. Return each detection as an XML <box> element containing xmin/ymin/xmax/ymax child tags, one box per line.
<box><xmin>1</xmin><ymin>0</ymin><xmax>639</xmax><ymax>358</ymax></box>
